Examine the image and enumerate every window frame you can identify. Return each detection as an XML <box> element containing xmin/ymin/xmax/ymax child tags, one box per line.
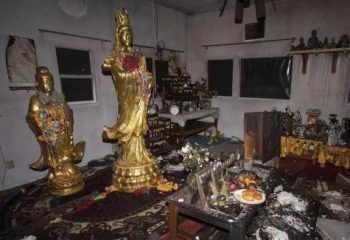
<box><xmin>207</xmin><ymin>58</ymin><xmax>234</xmax><ymax>97</ymax></box>
<box><xmin>239</xmin><ymin>56</ymin><xmax>292</xmax><ymax>100</ymax></box>
<box><xmin>55</xmin><ymin>46</ymin><xmax>97</xmax><ymax>105</ymax></box>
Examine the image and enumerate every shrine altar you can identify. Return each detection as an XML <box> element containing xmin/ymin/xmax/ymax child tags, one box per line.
<box><xmin>280</xmin><ymin>136</ymin><xmax>350</xmax><ymax>169</ymax></box>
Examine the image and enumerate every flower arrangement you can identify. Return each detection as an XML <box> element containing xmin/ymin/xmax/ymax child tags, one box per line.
<box><xmin>195</xmin><ymin>78</ymin><xmax>217</xmax><ymax>99</ymax></box>
<box><xmin>180</xmin><ymin>143</ymin><xmax>211</xmax><ymax>188</ymax></box>
<box><xmin>204</xmin><ymin>126</ymin><xmax>225</xmax><ymax>145</ymax></box>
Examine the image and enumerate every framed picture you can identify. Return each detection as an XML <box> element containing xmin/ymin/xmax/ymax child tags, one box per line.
<box><xmin>245</xmin><ymin>22</ymin><xmax>265</xmax><ymax>41</ymax></box>
<box><xmin>195</xmin><ymin>166</ymin><xmax>214</xmax><ymax>209</ymax></box>
<box><xmin>6</xmin><ymin>36</ymin><xmax>38</xmax><ymax>90</ymax></box>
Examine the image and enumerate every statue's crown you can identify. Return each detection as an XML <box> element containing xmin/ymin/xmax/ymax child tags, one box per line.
<box><xmin>36</xmin><ymin>66</ymin><xmax>52</xmax><ymax>80</ymax></box>
<box><xmin>115</xmin><ymin>8</ymin><xmax>129</xmax><ymax>27</ymax></box>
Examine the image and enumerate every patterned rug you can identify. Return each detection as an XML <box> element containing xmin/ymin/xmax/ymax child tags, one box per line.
<box><xmin>0</xmin><ymin>163</ymin><xmax>178</xmax><ymax>240</ymax></box>
<box><xmin>34</xmin><ymin>201</ymin><xmax>169</xmax><ymax>240</ymax></box>
<box><xmin>0</xmin><ymin>166</ymin><xmax>111</xmax><ymax>237</ymax></box>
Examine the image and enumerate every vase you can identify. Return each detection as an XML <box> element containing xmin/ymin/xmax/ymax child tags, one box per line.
<box><xmin>340</xmin><ymin>118</ymin><xmax>350</xmax><ymax>145</ymax></box>
<box><xmin>220</xmin><ymin>181</ymin><xmax>230</xmax><ymax>198</ymax></box>
<box><xmin>327</xmin><ymin>114</ymin><xmax>339</xmax><ymax>145</ymax></box>
<box><xmin>190</xmin><ymin>188</ymin><xmax>200</xmax><ymax>204</ymax></box>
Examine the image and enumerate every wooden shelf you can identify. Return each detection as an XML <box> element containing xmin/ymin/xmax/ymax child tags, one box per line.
<box><xmin>166</xmin><ymin>95</ymin><xmax>199</xmax><ymax>104</ymax></box>
<box><xmin>287</xmin><ymin>47</ymin><xmax>350</xmax><ymax>74</ymax></box>
<box><xmin>150</xmin><ymin>144</ymin><xmax>178</xmax><ymax>156</ymax></box>
<box><xmin>147</xmin><ymin>113</ymin><xmax>173</xmax><ymax>155</ymax></box>
<box><xmin>171</xmin><ymin>120</ymin><xmax>214</xmax><ymax>137</ymax></box>
<box><xmin>287</xmin><ymin>47</ymin><xmax>350</xmax><ymax>55</ymax></box>
<box><xmin>146</xmin><ymin>135</ymin><xmax>167</xmax><ymax>142</ymax></box>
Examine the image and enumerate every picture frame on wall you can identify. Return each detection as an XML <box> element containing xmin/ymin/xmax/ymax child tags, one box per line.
<box><xmin>245</xmin><ymin>22</ymin><xmax>265</xmax><ymax>41</ymax></box>
<box><xmin>6</xmin><ymin>35</ymin><xmax>38</xmax><ymax>90</ymax></box>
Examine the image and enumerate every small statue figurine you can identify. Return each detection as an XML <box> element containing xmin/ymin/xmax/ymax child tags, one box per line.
<box><xmin>168</xmin><ymin>50</ymin><xmax>178</xmax><ymax>76</ymax></box>
<box><xmin>339</xmin><ymin>118</ymin><xmax>350</xmax><ymax>145</ymax></box>
<box><xmin>327</xmin><ymin>114</ymin><xmax>339</xmax><ymax>145</ymax></box>
<box><xmin>321</xmin><ymin>37</ymin><xmax>329</xmax><ymax>49</ymax></box>
<box><xmin>102</xmin><ymin>8</ymin><xmax>162</xmax><ymax>192</ymax></box>
<box><xmin>307</xmin><ymin>30</ymin><xmax>321</xmax><ymax>49</ymax></box>
<box><xmin>292</xmin><ymin>37</ymin><xmax>307</xmax><ymax>51</ymax></box>
<box><xmin>329</xmin><ymin>37</ymin><xmax>338</xmax><ymax>48</ymax></box>
<box><xmin>338</xmin><ymin>34</ymin><xmax>350</xmax><ymax>48</ymax></box>
<box><xmin>27</xmin><ymin>67</ymin><xmax>85</xmax><ymax>196</ymax></box>
<box><xmin>181</xmin><ymin>63</ymin><xmax>189</xmax><ymax>76</ymax></box>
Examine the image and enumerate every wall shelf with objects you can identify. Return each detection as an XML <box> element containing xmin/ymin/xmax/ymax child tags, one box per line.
<box><xmin>288</xmin><ymin>47</ymin><xmax>350</xmax><ymax>74</ymax></box>
<box><xmin>161</xmin><ymin>75</ymin><xmax>199</xmax><ymax>110</ymax></box>
<box><xmin>159</xmin><ymin>108</ymin><xmax>220</xmax><ymax>146</ymax></box>
<box><xmin>146</xmin><ymin>114</ymin><xmax>177</xmax><ymax>156</ymax></box>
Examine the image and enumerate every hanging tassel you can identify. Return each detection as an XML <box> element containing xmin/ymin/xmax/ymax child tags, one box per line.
<box><xmin>243</xmin><ymin>0</ymin><xmax>250</xmax><ymax>8</ymax></box>
<box><xmin>235</xmin><ymin>0</ymin><xmax>244</xmax><ymax>24</ymax></box>
<box><xmin>255</xmin><ymin>0</ymin><xmax>266</xmax><ymax>22</ymax></box>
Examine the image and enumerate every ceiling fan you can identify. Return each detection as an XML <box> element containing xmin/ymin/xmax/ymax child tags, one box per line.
<box><xmin>219</xmin><ymin>0</ymin><xmax>277</xmax><ymax>23</ymax></box>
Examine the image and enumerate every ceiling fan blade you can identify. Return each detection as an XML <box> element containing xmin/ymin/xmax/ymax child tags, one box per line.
<box><xmin>272</xmin><ymin>0</ymin><xmax>277</xmax><ymax>12</ymax></box>
<box><xmin>219</xmin><ymin>0</ymin><xmax>228</xmax><ymax>17</ymax></box>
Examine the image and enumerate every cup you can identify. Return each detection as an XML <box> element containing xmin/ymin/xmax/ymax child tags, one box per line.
<box><xmin>242</xmin><ymin>159</ymin><xmax>253</xmax><ymax>170</ymax></box>
<box><xmin>216</xmin><ymin>195</ymin><xmax>226</xmax><ymax>207</ymax></box>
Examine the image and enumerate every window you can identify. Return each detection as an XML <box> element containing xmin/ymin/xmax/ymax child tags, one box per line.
<box><xmin>208</xmin><ymin>59</ymin><xmax>233</xmax><ymax>97</ymax></box>
<box><xmin>146</xmin><ymin>57</ymin><xmax>153</xmax><ymax>74</ymax></box>
<box><xmin>240</xmin><ymin>57</ymin><xmax>292</xmax><ymax>99</ymax></box>
<box><xmin>155</xmin><ymin>60</ymin><xmax>169</xmax><ymax>93</ymax></box>
<box><xmin>56</xmin><ymin>47</ymin><xmax>95</xmax><ymax>103</ymax></box>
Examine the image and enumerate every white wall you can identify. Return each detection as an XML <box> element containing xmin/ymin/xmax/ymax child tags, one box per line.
<box><xmin>189</xmin><ymin>0</ymin><xmax>350</xmax><ymax>139</ymax></box>
<box><xmin>2</xmin><ymin>0</ymin><xmax>349</xmax><ymax>189</ymax></box>
<box><xmin>0</xmin><ymin>0</ymin><xmax>188</xmax><ymax>189</ymax></box>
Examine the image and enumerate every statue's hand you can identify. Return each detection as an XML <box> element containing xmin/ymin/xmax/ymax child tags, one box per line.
<box><xmin>102</xmin><ymin>130</ymin><xmax>109</xmax><ymax>141</ymax></box>
<box><xmin>102</xmin><ymin>56</ymin><xmax>113</xmax><ymax>72</ymax></box>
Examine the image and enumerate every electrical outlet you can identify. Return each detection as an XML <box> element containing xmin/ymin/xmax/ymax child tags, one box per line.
<box><xmin>5</xmin><ymin>160</ymin><xmax>14</xmax><ymax>169</ymax></box>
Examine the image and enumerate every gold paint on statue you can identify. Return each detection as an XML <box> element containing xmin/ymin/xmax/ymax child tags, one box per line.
<box><xmin>27</xmin><ymin>67</ymin><xmax>85</xmax><ymax>196</ymax></box>
<box><xmin>103</xmin><ymin>8</ymin><xmax>162</xmax><ymax>192</ymax></box>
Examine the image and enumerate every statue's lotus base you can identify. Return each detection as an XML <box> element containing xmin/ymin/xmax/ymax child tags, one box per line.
<box><xmin>48</xmin><ymin>181</ymin><xmax>84</xmax><ymax>196</ymax></box>
<box><xmin>46</xmin><ymin>163</ymin><xmax>85</xmax><ymax>196</ymax></box>
<box><xmin>112</xmin><ymin>160</ymin><xmax>162</xmax><ymax>192</ymax></box>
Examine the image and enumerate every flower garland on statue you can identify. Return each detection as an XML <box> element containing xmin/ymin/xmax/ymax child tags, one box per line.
<box><xmin>35</xmin><ymin>91</ymin><xmax>65</xmax><ymax>157</ymax></box>
<box><xmin>111</xmin><ymin>49</ymin><xmax>151</xmax><ymax>100</ymax></box>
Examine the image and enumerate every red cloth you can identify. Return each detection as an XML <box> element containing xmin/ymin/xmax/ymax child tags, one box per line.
<box><xmin>161</xmin><ymin>219</ymin><xmax>204</xmax><ymax>240</ymax></box>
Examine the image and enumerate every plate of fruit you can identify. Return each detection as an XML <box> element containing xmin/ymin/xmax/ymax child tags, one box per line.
<box><xmin>227</xmin><ymin>170</ymin><xmax>262</xmax><ymax>192</ymax></box>
<box><xmin>234</xmin><ymin>188</ymin><xmax>266</xmax><ymax>204</ymax></box>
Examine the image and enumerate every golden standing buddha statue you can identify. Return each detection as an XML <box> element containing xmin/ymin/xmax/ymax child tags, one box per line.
<box><xmin>102</xmin><ymin>8</ymin><xmax>162</xmax><ymax>192</ymax></box>
<box><xmin>27</xmin><ymin>67</ymin><xmax>85</xmax><ymax>196</ymax></box>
